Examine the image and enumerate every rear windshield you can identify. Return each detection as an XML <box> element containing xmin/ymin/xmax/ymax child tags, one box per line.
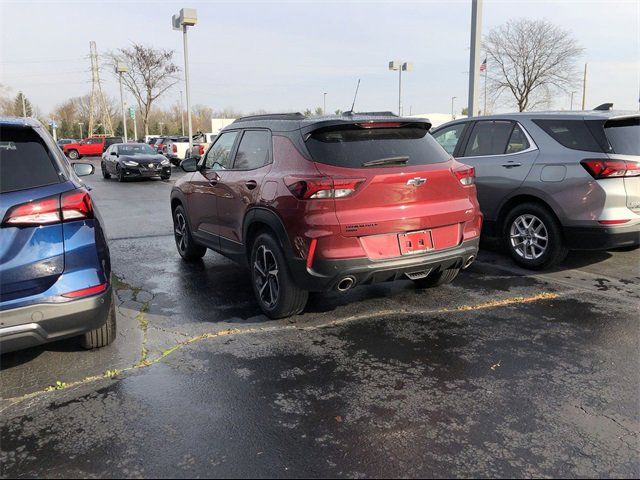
<box><xmin>0</xmin><ymin>126</ymin><xmax>61</xmax><ymax>194</ymax></box>
<box><xmin>604</xmin><ymin>117</ymin><xmax>639</xmax><ymax>156</ymax></box>
<box><xmin>533</xmin><ymin>119</ymin><xmax>603</xmax><ymax>152</ymax></box>
<box><xmin>305</xmin><ymin>124</ymin><xmax>450</xmax><ymax>168</ymax></box>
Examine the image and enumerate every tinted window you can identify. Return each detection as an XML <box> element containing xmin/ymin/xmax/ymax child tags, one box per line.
<box><xmin>305</xmin><ymin>124</ymin><xmax>450</xmax><ymax>168</ymax></box>
<box><xmin>204</xmin><ymin>131</ymin><xmax>238</xmax><ymax>170</ymax></box>
<box><xmin>432</xmin><ymin>123</ymin><xmax>466</xmax><ymax>155</ymax></box>
<box><xmin>86</xmin><ymin>138</ymin><xmax>102</xmax><ymax>144</ymax></box>
<box><xmin>118</xmin><ymin>144</ymin><xmax>155</xmax><ymax>155</ymax></box>
<box><xmin>0</xmin><ymin>126</ymin><xmax>61</xmax><ymax>193</ymax></box>
<box><xmin>604</xmin><ymin>117</ymin><xmax>639</xmax><ymax>155</ymax></box>
<box><xmin>233</xmin><ymin>131</ymin><xmax>271</xmax><ymax>170</ymax></box>
<box><xmin>506</xmin><ymin>124</ymin><xmax>531</xmax><ymax>154</ymax></box>
<box><xmin>463</xmin><ymin>121</ymin><xmax>513</xmax><ymax>157</ymax></box>
<box><xmin>533</xmin><ymin>119</ymin><xmax>602</xmax><ymax>152</ymax></box>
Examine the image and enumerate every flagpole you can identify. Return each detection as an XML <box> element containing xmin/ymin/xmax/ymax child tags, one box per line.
<box><xmin>483</xmin><ymin>63</ymin><xmax>488</xmax><ymax>116</ymax></box>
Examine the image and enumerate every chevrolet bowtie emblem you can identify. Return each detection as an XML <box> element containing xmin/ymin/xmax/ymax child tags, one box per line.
<box><xmin>407</xmin><ymin>177</ymin><xmax>427</xmax><ymax>186</ymax></box>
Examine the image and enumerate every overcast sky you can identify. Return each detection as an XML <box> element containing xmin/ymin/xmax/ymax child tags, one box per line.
<box><xmin>1</xmin><ymin>0</ymin><xmax>638</xmax><ymax>116</ymax></box>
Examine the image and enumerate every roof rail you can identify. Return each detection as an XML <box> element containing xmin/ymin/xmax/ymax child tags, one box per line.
<box><xmin>234</xmin><ymin>112</ymin><xmax>306</xmax><ymax>123</ymax></box>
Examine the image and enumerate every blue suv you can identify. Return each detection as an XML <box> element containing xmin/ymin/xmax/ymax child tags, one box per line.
<box><xmin>0</xmin><ymin>117</ymin><xmax>115</xmax><ymax>353</ymax></box>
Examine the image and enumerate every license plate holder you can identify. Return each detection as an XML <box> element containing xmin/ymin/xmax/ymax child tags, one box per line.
<box><xmin>398</xmin><ymin>230</ymin><xmax>434</xmax><ymax>255</ymax></box>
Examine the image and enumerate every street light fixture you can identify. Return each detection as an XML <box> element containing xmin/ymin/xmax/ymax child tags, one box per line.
<box><xmin>172</xmin><ymin>8</ymin><xmax>197</xmax><ymax>151</ymax></box>
<box><xmin>115</xmin><ymin>62</ymin><xmax>129</xmax><ymax>142</ymax></box>
<box><xmin>388</xmin><ymin>61</ymin><xmax>413</xmax><ymax>116</ymax></box>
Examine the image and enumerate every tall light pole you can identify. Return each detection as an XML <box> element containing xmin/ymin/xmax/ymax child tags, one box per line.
<box><xmin>78</xmin><ymin>122</ymin><xmax>83</xmax><ymax>139</ymax></box>
<box><xmin>159</xmin><ymin>122</ymin><xmax>165</xmax><ymax>135</ymax></box>
<box><xmin>468</xmin><ymin>0</ymin><xmax>483</xmax><ymax>117</ymax></box>
<box><xmin>451</xmin><ymin>96</ymin><xmax>457</xmax><ymax>120</ymax></box>
<box><xmin>19</xmin><ymin>91</ymin><xmax>27</xmax><ymax>117</ymax></box>
<box><xmin>180</xmin><ymin>90</ymin><xmax>185</xmax><ymax>136</ymax></box>
<box><xmin>115</xmin><ymin>62</ymin><xmax>129</xmax><ymax>142</ymax></box>
<box><xmin>172</xmin><ymin>8</ymin><xmax>197</xmax><ymax>151</ymax></box>
<box><xmin>388</xmin><ymin>61</ymin><xmax>413</xmax><ymax>116</ymax></box>
<box><xmin>323</xmin><ymin>92</ymin><xmax>327</xmax><ymax>115</ymax></box>
<box><xmin>570</xmin><ymin>91</ymin><xmax>576</xmax><ymax>110</ymax></box>
<box><xmin>581</xmin><ymin>63</ymin><xmax>588</xmax><ymax>110</ymax></box>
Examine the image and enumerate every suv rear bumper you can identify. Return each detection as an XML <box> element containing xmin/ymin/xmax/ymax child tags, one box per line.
<box><xmin>563</xmin><ymin>223</ymin><xmax>640</xmax><ymax>250</ymax></box>
<box><xmin>288</xmin><ymin>238</ymin><xmax>479</xmax><ymax>292</ymax></box>
<box><xmin>0</xmin><ymin>287</ymin><xmax>112</xmax><ymax>354</ymax></box>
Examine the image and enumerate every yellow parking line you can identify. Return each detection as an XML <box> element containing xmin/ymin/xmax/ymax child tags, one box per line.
<box><xmin>1</xmin><ymin>291</ymin><xmax>559</xmax><ymax>408</ymax></box>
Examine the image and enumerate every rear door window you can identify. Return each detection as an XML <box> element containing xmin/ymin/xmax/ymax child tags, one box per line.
<box><xmin>305</xmin><ymin>124</ymin><xmax>450</xmax><ymax>168</ymax></box>
<box><xmin>233</xmin><ymin>130</ymin><xmax>271</xmax><ymax>170</ymax></box>
<box><xmin>506</xmin><ymin>124</ymin><xmax>531</xmax><ymax>154</ymax></box>
<box><xmin>0</xmin><ymin>126</ymin><xmax>62</xmax><ymax>193</ymax></box>
<box><xmin>432</xmin><ymin>123</ymin><xmax>466</xmax><ymax>155</ymax></box>
<box><xmin>533</xmin><ymin>119</ymin><xmax>602</xmax><ymax>152</ymax></box>
<box><xmin>604</xmin><ymin>117</ymin><xmax>639</xmax><ymax>155</ymax></box>
<box><xmin>462</xmin><ymin>121</ymin><xmax>513</xmax><ymax>157</ymax></box>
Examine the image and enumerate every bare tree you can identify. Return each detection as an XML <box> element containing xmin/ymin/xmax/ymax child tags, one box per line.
<box><xmin>484</xmin><ymin>18</ymin><xmax>584</xmax><ymax>112</ymax></box>
<box><xmin>108</xmin><ymin>44</ymin><xmax>179</xmax><ymax>135</ymax></box>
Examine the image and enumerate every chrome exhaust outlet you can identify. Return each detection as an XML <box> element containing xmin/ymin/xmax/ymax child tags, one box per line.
<box><xmin>462</xmin><ymin>255</ymin><xmax>476</xmax><ymax>270</ymax></box>
<box><xmin>337</xmin><ymin>276</ymin><xmax>356</xmax><ymax>292</ymax></box>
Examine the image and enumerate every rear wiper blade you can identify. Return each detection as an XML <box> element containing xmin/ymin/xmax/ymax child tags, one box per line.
<box><xmin>362</xmin><ymin>156</ymin><xmax>409</xmax><ymax>167</ymax></box>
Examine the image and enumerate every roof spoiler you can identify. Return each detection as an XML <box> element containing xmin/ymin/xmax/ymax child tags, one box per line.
<box><xmin>594</xmin><ymin>103</ymin><xmax>614</xmax><ymax>111</ymax></box>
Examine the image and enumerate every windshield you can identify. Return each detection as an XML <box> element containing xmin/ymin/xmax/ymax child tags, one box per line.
<box><xmin>305</xmin><ymin>124</ymin><xmax>450</xmax><ymax>168</ymax></box>
<box><xmin>118</xmin><ymin>144</ymin><xmax>156</xmax><ymax>156</ymax></box>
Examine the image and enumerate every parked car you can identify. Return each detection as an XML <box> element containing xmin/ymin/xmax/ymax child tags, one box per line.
<box><xmin>56</xmin><ymin>138</ymin><xmax>77</xmax><ymax>150</ymax></box>
<box><xmin>63</xmin><ymin>136</ymin><xmax>123</xmax><ymax>159</ymax></box>
<box><xmin>431</xmin><ymin>111</ymin><xmax>640</xmax><ymax>269</ymax></box>
<box><xmin>101</xmin><ymin>142</ymin><xmax>171</xmax><ymax>181</ymax></box>
<box><xmin>0</xmin><ymin>117</ymin><xmax>116</xmax><ymax>353</ymax></box>
<box><xmin>161</xmin><ymin>136</ymin><xmax>190</xmax><ymax>165</ymax></box>
<box><xmin>171</xmin><ymin>113</ymin><xmax>481</xmax><ymax>318</ymax></box>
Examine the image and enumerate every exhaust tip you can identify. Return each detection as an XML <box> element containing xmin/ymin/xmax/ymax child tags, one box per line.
<box><xmin>463</xmin><ymin>255</ymin><xmax>475</xmax><ymax>270</ymax></box>
<box><xmin>337</xmin><ymin>276</ymin><xmax>356</xmax><ymax>292</ymax></box>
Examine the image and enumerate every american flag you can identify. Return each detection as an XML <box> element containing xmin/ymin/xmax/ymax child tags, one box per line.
<box><xmin>480</xmin><ymin>58</ymin><xmax>487</xmax><ymax>72</ymax></box>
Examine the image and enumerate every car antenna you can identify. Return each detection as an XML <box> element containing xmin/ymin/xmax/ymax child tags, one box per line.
<box><xmin>344</xmin><ymin>79</ymin><xmax>361</xmax><ymax>116</ymax></box>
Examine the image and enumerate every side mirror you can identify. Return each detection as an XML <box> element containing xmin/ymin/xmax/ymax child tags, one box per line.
<box><xmin>180</xmin><ymin>157</ymin><xmax>199</xmax><ymax>172</ymax></box>
<box><xmin>110</xmin><ymin>151</ymin><xmax>118</xmax><ymax>156</ymax></box>
<box><xmin>72</xmin><ymin>162</ymin><xmax>95</xmax><ymax>177</ymax></box>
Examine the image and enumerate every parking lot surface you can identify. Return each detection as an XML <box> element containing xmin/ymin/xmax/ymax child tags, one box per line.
<box><xmin>1</xmin><ymin>159</ymin><xmax>639</xmax><ymax>478</ymax></box>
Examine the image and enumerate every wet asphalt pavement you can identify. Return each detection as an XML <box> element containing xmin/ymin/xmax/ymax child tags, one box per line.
<box><xmin>1</xmin><ymin>159</ymin><xmax>639</xmax><ymax>478</ymax></box>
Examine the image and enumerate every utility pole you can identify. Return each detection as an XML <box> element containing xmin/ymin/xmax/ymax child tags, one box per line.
<box><xmin>323</xmin><ymin>92</ymin><xmax>327</xmax><ymax>115</ymax></box>
<box><xmin>570</xmin><ymin>91</ymin><xmax>576</xmax><ymax>110</ymax></box>
<box><xmin>19</xmin><ymin>92</ymin><xmax>26</xmax><ymax>117</ymax></box>
<box><xmin>88</xmin><ymin>41</ymin><xmax>114</xmax><ymax>136</ymax></box>
<box><xmin>78</xmin><ymin>122</ymin><xmax>83</xmax><ymax>139</ymax></box>
<box><xmin>180</xmin><ymin>90</ymin><xmax>185</xmax><ymax>136</ymax></box>
<box><xmin>116</xmin><ymin>62</ymin><xmax>129</xmax><ymax>142</ymax></box>
<box><xmin>581</xmin><ymin>63</ymin><xmax>588</xmax><ymax>110</ymax></box>
<box><xmin>451</xmin><ymin>96</ymin><xmax>457</xmax><ymax>120</ymax></box>
<box><xmin>468</xmin><ymin>0</ymin><xmax>483</xmax><ymax>117</ymax></box>
<box><xmin>159</xmin><ymin>122</ymin><xmax>164</xmax><ymax>135</ymax></box>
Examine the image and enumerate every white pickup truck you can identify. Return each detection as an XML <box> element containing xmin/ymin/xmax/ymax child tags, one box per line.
<box><xmin>160</xmin><ymin>136</ymin><xmax>190</xmax><ymax>165</ymax></box>
<box><xmin>187</xmin><ymin>132</ymin><xmax>217</xmax><ymax>159</ymax></box>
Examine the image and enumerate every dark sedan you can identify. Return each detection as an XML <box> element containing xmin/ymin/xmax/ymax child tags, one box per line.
<box><xmin>101</xmin><ymin>143</ymin><xmax>171</xmax><ymax>182</ymax></box>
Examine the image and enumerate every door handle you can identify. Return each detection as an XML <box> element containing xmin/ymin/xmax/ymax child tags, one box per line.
<box><xmin>245</xmin><ymin>180</ymin><xmax>258</xmax><ymax>190</ymax></box>
<box><xmin>501</xmin><ymin>162</ymin><xmax>522</xmax><ymax>168</ymax></box>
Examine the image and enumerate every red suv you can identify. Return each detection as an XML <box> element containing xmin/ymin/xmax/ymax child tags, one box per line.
<box><xmin>171</xmin><ymin>113</ymin><xmax>482</xmax><ymax>318</ymax></box>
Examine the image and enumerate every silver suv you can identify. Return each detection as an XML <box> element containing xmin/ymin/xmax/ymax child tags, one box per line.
<box><xmin>431</xmin><ymin>111</ymin><xmax>639</xmax><ymax>269</ymax></box>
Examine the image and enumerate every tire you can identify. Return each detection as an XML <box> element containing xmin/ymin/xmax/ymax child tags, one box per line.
<box><xmin>67</xmin><ymin>149</ymin><xmax>79</xmax><ymax>160</ymax></box>
<box><xmin>250</xmin><ymin>233</ymin><xmax>308</xmax><ymax>319</ymax></box>
<box><xmin>81</xmin><ymin>298</ymin><xmax>117</xmax><ymax>349</ymax></box>
<box><xmin>101</xmin><ymin>162</ymin><xmax>111</xmax><ymax>179</ymax></box>
<box><xmin>117</xmin><ymin>165</ymin><xmax>125</xmax><ymax>182</ymax></box>
<box><xmin>413</xmin><ymin>267</ymin><xmax>460</xmax><ymax>288</ymax></box>
<box><xmin>173</xmin><ymin>205</ymin><xmax>206</xmax><ymax>261</ymax></box>
<box><xmin>160</xmin><ymin>174</ymin><xmax>171</xmax><ymax>180</ymax></box>
<box><xmin>503</xmin><ymin>202</ymin><xmax>568</xmax><ymax>270</ymax></box>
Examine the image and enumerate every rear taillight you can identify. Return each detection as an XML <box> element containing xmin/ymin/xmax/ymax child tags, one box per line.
<box><xmin>581</xmin><ymin>159</ymin><xmax>640</xmax><ymax>179</ymax></box>
<box><xmin>199</xmin><ymin>145</ymin><xmax>205</xmax><ymax>156</ymax></box>
<box><xmin>285</xmin><ymin>176</ymin><xmax>364</xmax><ymax>199</ymax></box>
<box><xmin>453</xmin><ymin>164</ymin><xmax>475</xmax><ymax>186</ymax></box>
<box><xmin>172</xmin><ymin>144</ymin><xmax>177</xmax><ymax>153</ymax></box>
<box><xmin>2</xmin><ymin>189</ymin><xmax>93</xmax><ymax>227</ymax></box>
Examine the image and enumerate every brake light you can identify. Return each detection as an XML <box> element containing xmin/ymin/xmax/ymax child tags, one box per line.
<box><xmin>285</xmin><ymin>176</ymin><xmax>364</xmax><ymax>199</ymax></box>
<box><xmin>61</xmin><ymin>189</ymin><xmax>93</xmax><ymax>221</ymax></box>
<box><xmin>172</xmin><ymin>144</ymin><xmax>177</xmax><ymax>153</ymax></box>
<box><xmin>356</xmin><ymin>122</ymin><xmax>403</xmax><ymax>129</ymax></box>
<box><xmin>199</xmin><ymin>145</ymin><xmax>205</xmax><ymax>156</ymax></box>
<box><xmin>2</xmin><ymin>196</ymin><xmax>60</xmax><ymax>226</ymax></box>
<box><xmin>2</xmin><ymin>189</ymin><xmax>93</xmax><ymax>227</ymax></box>
<box><xmin>453</xmin><ymin>164</ymin><xmax>475</xmax><ymax>186</ymax></box>
<box><xmin>581</xmin><ymin>159</ymin><xmax>640</xmax><ymax>179</ymax></box>
<box><xmin>62</xmin><ymin>282</ymin><xmax>107</xmax><ymax>298</ymax></box>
